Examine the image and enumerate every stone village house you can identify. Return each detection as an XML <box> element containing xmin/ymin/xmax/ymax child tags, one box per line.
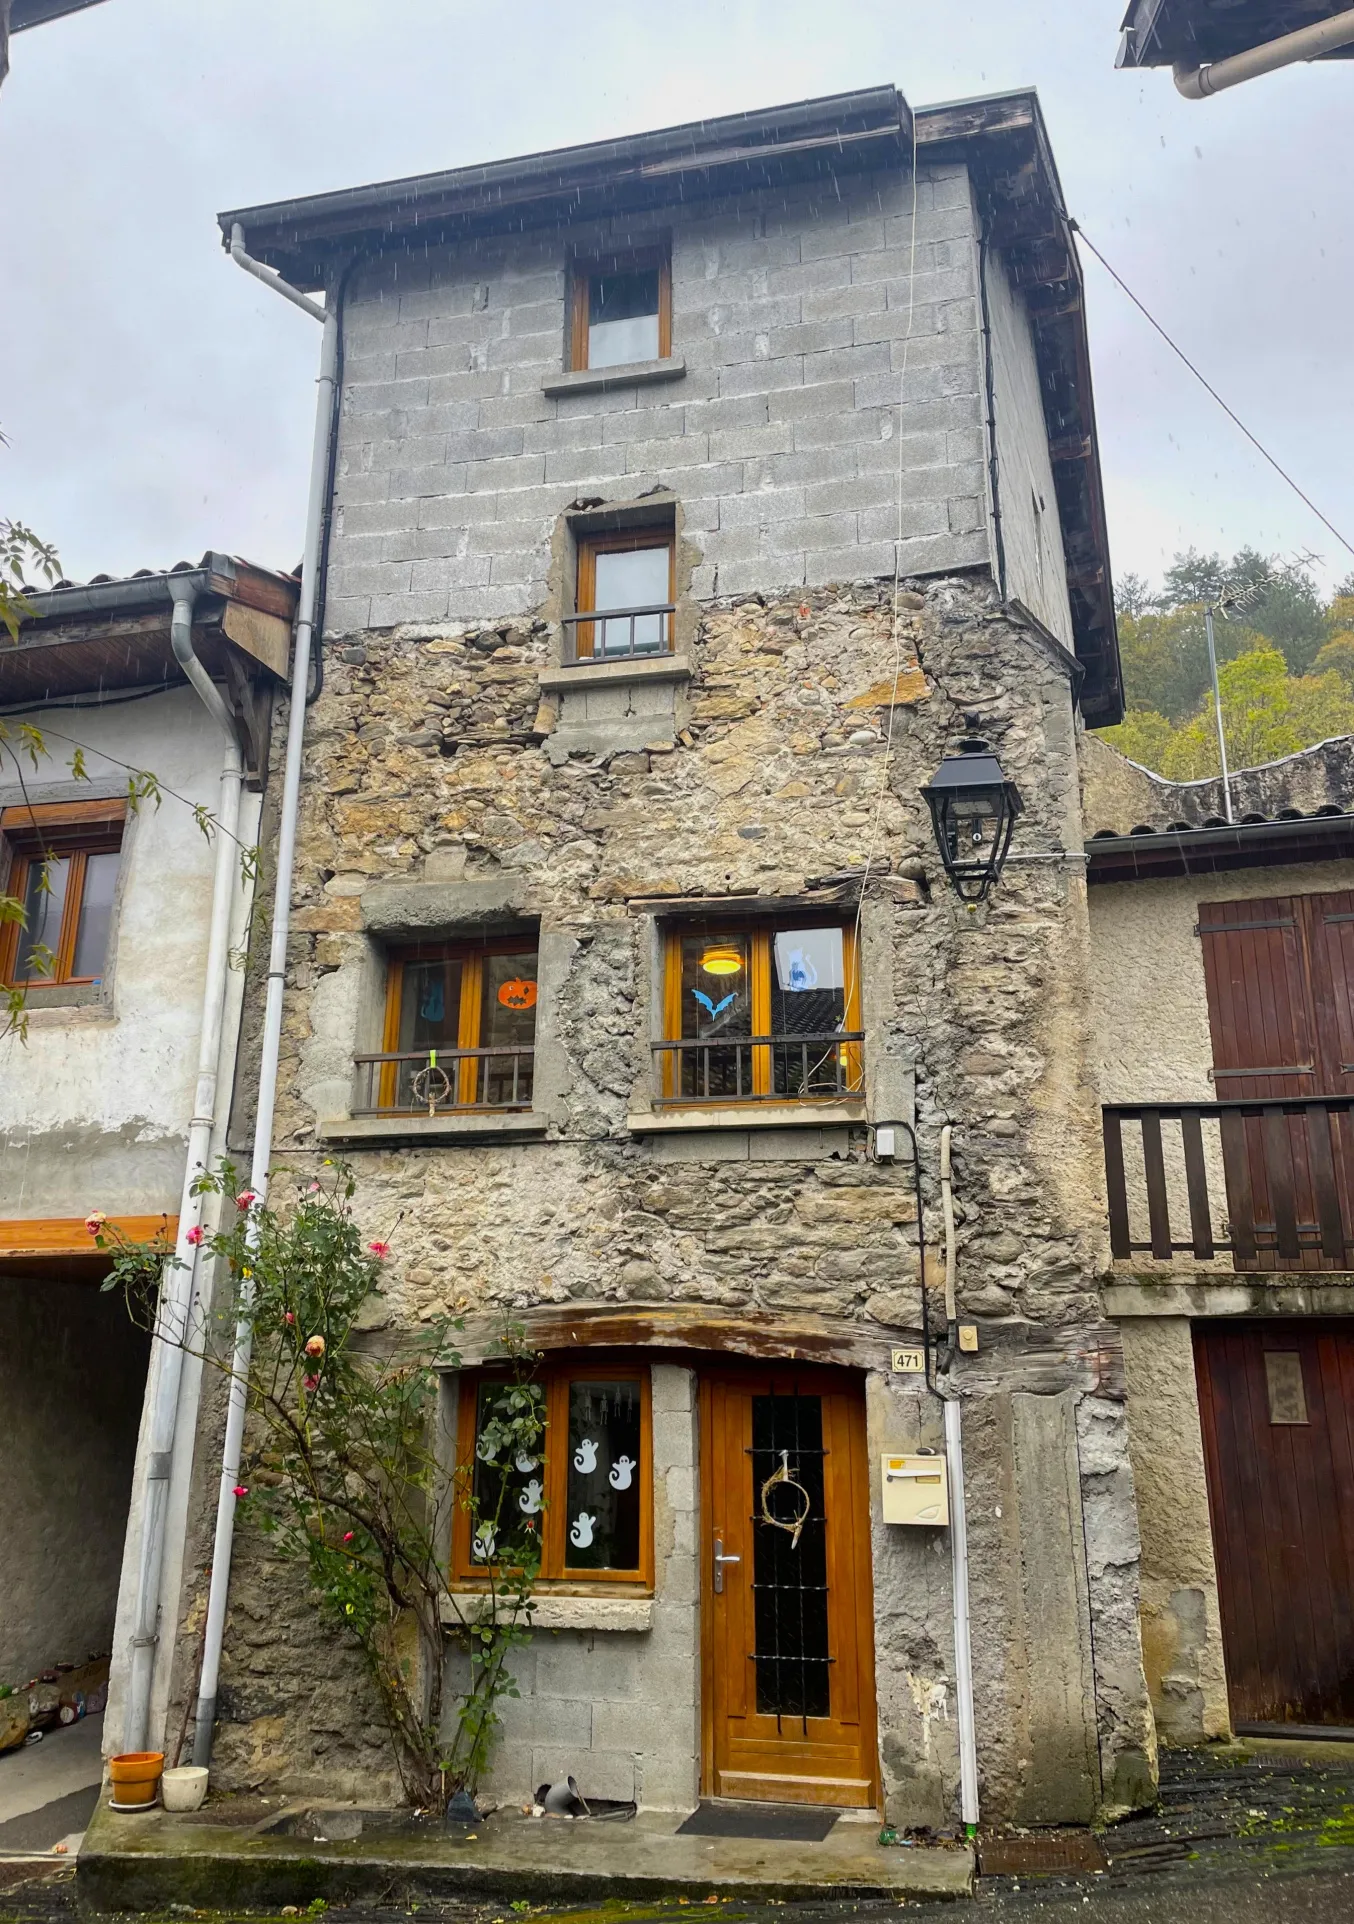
<box><xmin>19</xmin><ymin>82</ymin><xmax>1354</xmax><ymax>1838</ymax></box>
<box><xmin>189</xmin><ymin>85</ymin><xmax>1159</xmax><ymax>1830</ymax></box>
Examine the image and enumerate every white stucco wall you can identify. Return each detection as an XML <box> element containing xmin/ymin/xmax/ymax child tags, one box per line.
<box><xmin>1088</xmin><ymin>861</ymin><xmax>1354</xmax><ymax>1106</ymax></box>
<box><xmin>0</xmin><ymin>685</ymin><xmax>263</xmax><ymax>1219</ymax></box>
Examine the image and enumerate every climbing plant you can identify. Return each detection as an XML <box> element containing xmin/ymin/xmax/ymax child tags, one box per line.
<box><xmin>96</xmin><ymin>1160</ymin><xmax>544</xmax><ymax>1806</ymax></box>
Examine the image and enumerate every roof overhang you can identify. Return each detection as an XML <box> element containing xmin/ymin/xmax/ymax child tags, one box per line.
<box><xmin>3</xmin><ymin>554</ymin><xmax>299</xmax><ymax>788</ymax></box>
<box><xmin>218</xmin><ymin>85</ymin><xmax>1121</xmax><ymax>726</ymax></box>
<box><xmin>1086</xmin><ymin>811</ymin><xmax>1354</xmax><ymax>882</ymax></box>
<box><xmin>1117</xmin><ymin>0</ymin><xmax>1354</xmax><ymax>67</ymax></box>
<box><xmin>218</xmin><ymin>87</ymin><xmax>914</xmax><ymax>287</ymax></box>
<box><xmin>11</xmin><ymin>0</ymin><xmax>107</xmax><ymax>26</ymax></box>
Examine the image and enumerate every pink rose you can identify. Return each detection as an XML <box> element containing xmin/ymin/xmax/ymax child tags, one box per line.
<box><xmin>304</xmin><ymin>1335</ymin><xmax>325</xmax><ymax>1358</ymax></box>
<box><xmin>284</xmin><ymin>1311</ymin><xmax>296</xmax><ymax>1326</ymax></box>
<box><xmin>84</xmin><ymin>1211</ymin><xmax>107</xmax><ymax>1236</ymax></box>
<box><xmin>185</xmin><ymin>1225</ymin><xmax>205</xmax><ymax>1247</ymax></box>
<box><xmin>303</xmin><ymin>1374</ymin><xmax>320</xmax><ymax>1392</ymax></box>
<box><xmin>232</xmin><ymin>1485</ymin><xmax>248</xmax><ymax>1499</ymax></box>
<box><xmin>342</xmin><ymin>1531</ymin><xmax>354</xmax><ymax>1544</ymax></box>
<box><xmin>308</xmin><ymin>1180</ymin><xmax>322</xmax><ymax>1193</ymax></box>
<box><xmin>236</xmin><ymin>1191</ymin><xmax>257</xmax><ymax>1209</ymax></box>
<box><xmin>368</xmin><ymin>1240</ymin><xmax>391</xmax><ymax>1259</ymax></box>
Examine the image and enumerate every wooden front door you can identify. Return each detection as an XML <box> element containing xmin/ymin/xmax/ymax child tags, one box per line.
<box><xmin>1196</xmin><ymin>1321</ymin><xmax>1354</xmax><ymax>1728</ymax></box>
<box><xmin>1199</xmin><ymin>891</ymin><xmax>1354</xmax><ymax>1269</ymax></box>
<box><xmin>700</xmin><ymin>1367</ymin><xmax>878</xmax><ymax>1807</ymax></box>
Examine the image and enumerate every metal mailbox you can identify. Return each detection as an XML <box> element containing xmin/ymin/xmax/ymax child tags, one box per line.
<box><xmin>881</xmin><ymin>1453</ymin><xmax>949</xmax><ymax>1526</ymax></box>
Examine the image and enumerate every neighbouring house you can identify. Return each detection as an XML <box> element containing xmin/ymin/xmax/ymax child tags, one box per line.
<box><xmin>1083</xmin><ymin>731</ymin><xmax>1354</xmax><ymax>1746</ymax></box>
<box><xmin>0</xmin><ymin>555</ymin><xmax>297</xmax><ymax>1752</ymax></box>
<box><xmin>183</xmin><ymin>83</ymin><xmax>1165</xmax><ymax>1832</ymax></box>
<box><xmin>1117</xmin><ymin>0</ymin><xmax>1354</xmax><ymax>86</ymax></box>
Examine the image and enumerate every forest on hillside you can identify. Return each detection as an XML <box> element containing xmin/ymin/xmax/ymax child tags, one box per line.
<box><xmin>1096</xmin><ymin>549</ymin><xmax>1354</xmax><ymax>779</ymax></box>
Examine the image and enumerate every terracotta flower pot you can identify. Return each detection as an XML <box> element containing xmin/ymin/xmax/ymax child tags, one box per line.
<box><xmin>108</xmin><ymin>1751</ymin><xmax>164</xmax><ymax>1806</ymax></box>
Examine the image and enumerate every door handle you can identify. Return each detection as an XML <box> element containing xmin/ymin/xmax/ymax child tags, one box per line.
<box><xmin>713</xmin><ymin>1536</ymin><xmax>741</xmax><ymax>1594</ymax></box>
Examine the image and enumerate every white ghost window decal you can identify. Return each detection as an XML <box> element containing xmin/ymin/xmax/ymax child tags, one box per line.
<box><xmin>573</xmin><ymin>1437</ymin><xmax>599</xmax><ymax>1475</ymax></box>
<box><xmin>472</xmin><ymin>1522</ymin><xmax>497</xmax><ymax>1562</ymax></box>
<box><xmin>570</xmin><ymin>1513</ymin><xmax>596</xmax><ymax>1549</ymax></box>
<box><xmin>518</xmin><ymin>1478</ymin><xmax>543</xmax><ymax>1515</ymax></box>
<box><xmin>609</xmin><ymin>1455</ymin><xmax>635</xmax><ymax>1491</ymax></box>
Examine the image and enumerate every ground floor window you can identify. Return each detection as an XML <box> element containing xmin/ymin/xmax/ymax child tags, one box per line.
<box><xmin>451</xmin><ymin>1360</ymin><xmax>652</xmax><ymax>1587</ymax></box>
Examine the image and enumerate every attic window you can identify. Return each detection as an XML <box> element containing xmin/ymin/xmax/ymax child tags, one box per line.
<box><xmin>570</xmin><ymin>250</ymin><xmax>672</xmax><ymax>371</ymax></box>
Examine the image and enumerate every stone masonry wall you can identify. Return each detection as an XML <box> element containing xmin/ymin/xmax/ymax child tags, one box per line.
<box><xmin>203</xmin><ymin>569</ymin><xmax>1153</xmax><ymax>1824</ymax></box>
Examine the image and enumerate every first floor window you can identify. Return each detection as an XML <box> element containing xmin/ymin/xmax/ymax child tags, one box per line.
<box><xmin>0</xmin><ymin>800</ymin><xmax>125</xmax><ymax>988</ymax></box>
<box><xmin>660</xmin><ymin>920</ymin><xmax>863</xmax><ymax>1103</ymax></box>
<box><xmin>573</xmin><ymin>527</ymin><xmax>675</xmax><ymax>660</ymax></box>
<box><xmin>451</xmin><ymin>1361</ymin><xmax>652</xmax><ymax>1587</ymax></box>
<box><xmin>377</xmin><ymin>938</ymin><xmax>538</xmax><ymax>1112</ymax></box>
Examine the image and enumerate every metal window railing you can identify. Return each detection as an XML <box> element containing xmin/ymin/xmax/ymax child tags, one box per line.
<box><xmin>651</xmin><ymin>1032</ymin><xmax>865</xmax><ymax>1105</ymax></box>
<box><xmin>561</xmin><ymin>601</ymin><xmax>676</xmax><ymax>664</ymax></box>
<box><xmin>352</xmin><ymin>1046</ymin><xmax>535</xmax><ymax>1117</ymax></box>
<box><xmin>1103</xmin><ymin>1097</ymin><xmax>1354</xmax><ymax>1270</ymax></box>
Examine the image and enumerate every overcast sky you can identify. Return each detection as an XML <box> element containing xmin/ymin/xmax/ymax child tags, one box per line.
<box><xmin>1</xmin><ymin>0</ymin><xmax>1350</xmax><ymax>600</ymax></box>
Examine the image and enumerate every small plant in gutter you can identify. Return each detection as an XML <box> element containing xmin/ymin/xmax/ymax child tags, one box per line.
<box><xmin>94</xmin><ymin>1161</ymin><xmax>545</xmax><ymax>1807</ymax></box>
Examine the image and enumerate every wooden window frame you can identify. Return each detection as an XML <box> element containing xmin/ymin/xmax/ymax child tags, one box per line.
<box><xmin>568</xmin><ymin>248</ymin><xmax>672</xmax><ymax>373</ymax></box>
<box><xmin>450</xmin><ymin>1358</ymin><xmax>654</xmax><ymax>1591</ymax></box>
<box><xmin>0</xmin><ymin>800</ymin><xmax>126</xmax><ymax>989</ymax></box>
<box><xmin>379</xmin><ymin>936</ymin><xmax>538</xmax><ymax>1112</ymax></box>
<box><xmin>660</xmin><ymin>918</ymin><xmax>864</xmax><ymax>1105</ymax></box>
<box><xmin>574</xmin><ymin>526</ymin><xmax>676</xmax><ymax>660</ymax></box>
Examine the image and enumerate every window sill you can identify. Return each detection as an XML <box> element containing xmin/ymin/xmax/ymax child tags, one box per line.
<box><xmin>537</xmin><ymin>653</ymin><xmax>690</xmax><ymax>695</ymax></box>
<box><xmin>542</xmin><ymin>357</ymin><xmax>685</xmax><ymax>398</ymax></box>
<box><xmin>8</xmin><ymin>983</ymin><xmax>105</xmax><ymax>1010</ymax></box>
<box><xmin>317</xmin><ymin>1111</ymin><xmax>549</xmax><ymax>1146</ymax></box>
<box><xmin>629</xmin><ymin>1099</ymin><xmax>867</xmax><ymax>1135</ymax></box>
<box><xmin>441</xmin><ymin>1593</ymin><xmax>653</xmax><ymax>1633</ymax></box>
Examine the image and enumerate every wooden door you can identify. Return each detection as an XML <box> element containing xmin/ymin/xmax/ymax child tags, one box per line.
<box><xmin>1199</xmin><ymin>893</ymin><xmax>1354</xmax><ymax>1269</ymax></box>
<box><xmin>700</xmin><ymin>1367</ymin><xmax>878</xmax><ymax>1808</ymax></box>
<box><xmin>1196</xmin><ymin>1321</ymin><xmax>1354</xmax><ymax>1728</ymax></box>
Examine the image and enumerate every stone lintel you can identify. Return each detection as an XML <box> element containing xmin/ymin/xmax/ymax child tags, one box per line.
<box><xmin>360</xmin><ymin>878</ymin><xmax>532</xmax><ymax>935</ymax></box>
<box><xmin>1105</xmin><ymin>1276</ymin><xmax>1354</xmax><ymax>1319</ymax></box>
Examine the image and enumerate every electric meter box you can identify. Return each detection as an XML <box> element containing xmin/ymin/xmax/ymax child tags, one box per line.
<box><xmin>881</xmin><ymin>1453</ymin><xmax>949</xmax><ymax>1526</ymax></box>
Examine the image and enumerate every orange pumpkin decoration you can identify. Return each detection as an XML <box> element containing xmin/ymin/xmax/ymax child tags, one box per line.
<box><xmin>497</xmin><ymin>977</ymin><xmax>538</xmax><ymax>1010</ymax></box>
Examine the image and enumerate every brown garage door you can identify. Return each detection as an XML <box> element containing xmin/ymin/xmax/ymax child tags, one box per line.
<box><xmin>1195</xmin><ymin>1321</ymin><xmax>1354</xmax><ymax>1729</ymax></box>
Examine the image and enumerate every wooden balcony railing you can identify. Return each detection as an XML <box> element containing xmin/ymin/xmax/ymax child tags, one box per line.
<box><xmin>1103</xmin><ymin>1098</ymin><xmax>1354</xmax><ymax>1271</ymax></box>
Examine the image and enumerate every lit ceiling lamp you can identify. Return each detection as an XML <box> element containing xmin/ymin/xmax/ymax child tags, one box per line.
<box><xmin>921</xmin><ymin>735</ymin><xmax>1023</xmax><ymax>904</ymax></box>
<box><xmin>700</xmin><ymin>945</ymin><xmax>743</xmax><ymax>975</ymax></box>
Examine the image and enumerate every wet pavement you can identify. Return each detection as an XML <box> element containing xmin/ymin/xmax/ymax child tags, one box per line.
<box><xmin>4</xmin><ymin>1743</ymin><xmax>1354</xmax><ymax>1921</ymax></box>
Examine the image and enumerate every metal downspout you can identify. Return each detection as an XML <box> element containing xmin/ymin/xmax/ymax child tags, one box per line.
<box><xmin>191</xmin><ymin>233</ymin><xmax>335</xmax><ymax>1766</ymax></box>
<box><xmin>121</xmin><ymin>582</ymin><xmax>243</xmax><ymax>1754</ymax></box>
<box><xmin>1175</xmin><ymin>6</ymin><xmax>1354</xmax><ymax>94</ymax></box>
<box><xmin>938</xmin><ymin>1125</ymin><xmax>979</xmax><ymax>1835</ymax></box>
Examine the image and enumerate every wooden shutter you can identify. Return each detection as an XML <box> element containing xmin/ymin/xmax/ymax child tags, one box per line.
<box><xmin>1199</xmin><ymin>892</ymin><xmax>1354</xmax><ymax>1270</ymax></box>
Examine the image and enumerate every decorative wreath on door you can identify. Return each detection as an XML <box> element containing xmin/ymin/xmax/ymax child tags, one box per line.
<box><xmin>759</xmin><ymin>1450</ymin><xmax>811</xmax><ymax>1550</ymax></box>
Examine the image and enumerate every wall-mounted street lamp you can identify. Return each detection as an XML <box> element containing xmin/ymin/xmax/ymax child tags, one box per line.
<box><xmin>921</xmin><ymin>736</ymin><xmax>1023</xmax><ymax>904</ymax></box>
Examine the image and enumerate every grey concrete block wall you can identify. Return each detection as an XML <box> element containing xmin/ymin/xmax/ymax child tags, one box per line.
<box><xmin>325</xmin><ymin>163</ymin><xmax>999</xmax><ymax>635</ymax></box>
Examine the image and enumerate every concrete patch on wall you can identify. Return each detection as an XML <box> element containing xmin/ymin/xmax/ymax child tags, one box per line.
<box><xmin>1118</xmin><ymin>1318</ymin><xmax>1230</xmax><ymax>1745</ymax></box>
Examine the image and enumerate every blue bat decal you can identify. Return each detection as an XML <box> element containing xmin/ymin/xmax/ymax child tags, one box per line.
<box><xmin>692</xmin><ymin>989</ymin><xmax>737</xmax><ymax>1018</ymax></box>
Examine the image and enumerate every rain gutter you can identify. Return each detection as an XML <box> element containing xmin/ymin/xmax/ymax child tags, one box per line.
<box><xmin>1175</xmin><ymin>5</ymin><xmax>1354</xmax><ymax>93</ymax></box>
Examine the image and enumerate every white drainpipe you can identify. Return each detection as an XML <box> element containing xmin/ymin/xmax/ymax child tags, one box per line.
<box><xmin>191</xmin><ymin>231</ymin><xmax>335</xmax><ymax>1765</ymax></box>
<box><xmin>938</xmin><ymin>1125</ymin><xmax>979</xmax><ymax>1835</ymax></box>
<box><xmin>1174</xmin><ymin>6</ymin><xmax>1354</xmax><ymax>95</ymax></box>
<box><xmin>121</xmin><ymin>581</ymin><xmax>243</xmax><ymax>1755</ymax></box>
